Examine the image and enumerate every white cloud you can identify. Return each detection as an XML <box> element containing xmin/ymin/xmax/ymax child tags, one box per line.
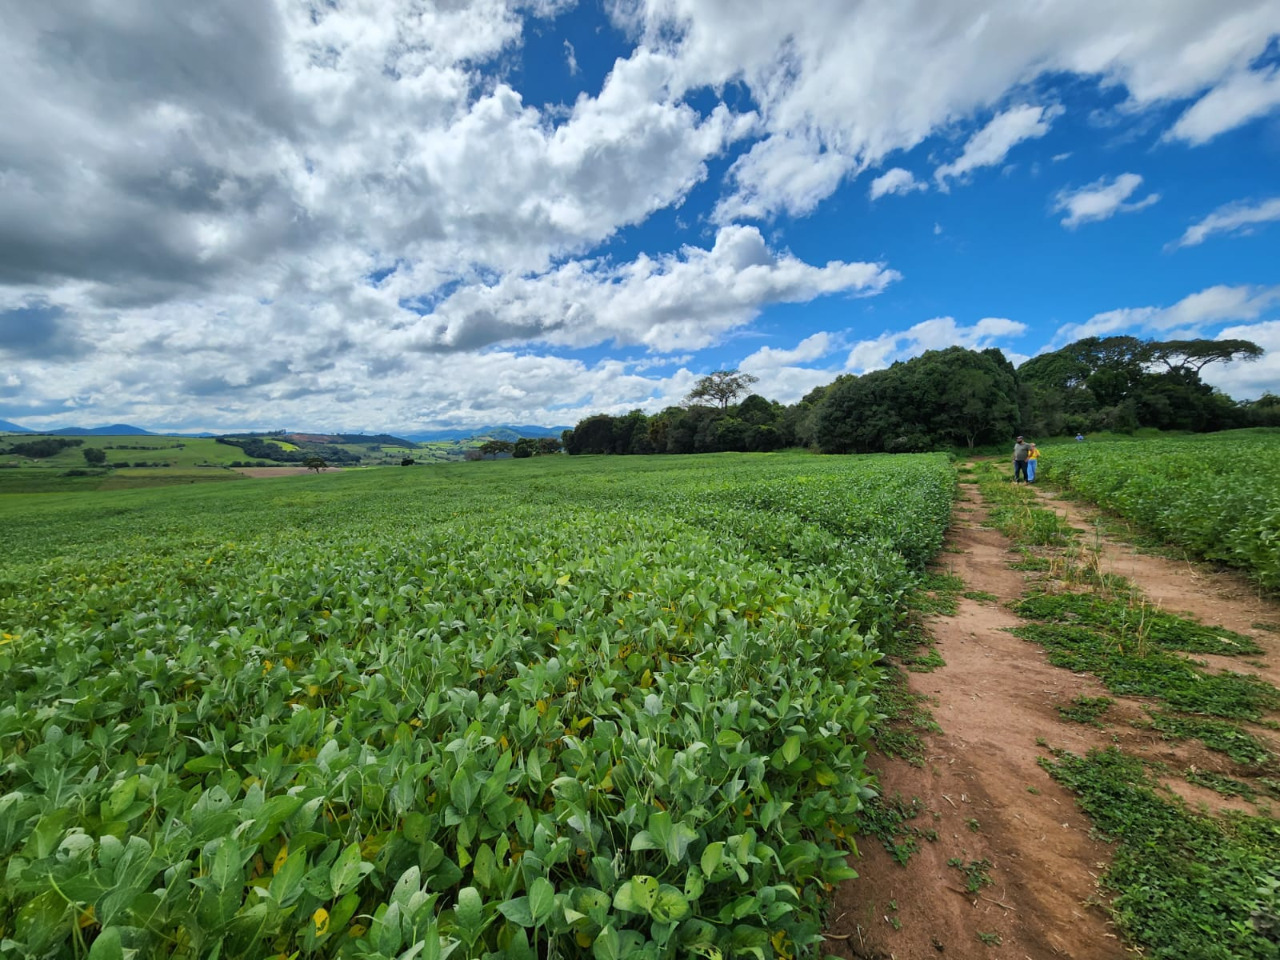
<box><xmin>617</xmin><ymin>1</ymin><xmax>1280</xmax><ymax>218</ymax></box>
<box><xmin>935</xmin><ymin>104</ymin><xmax>1062</xmax><ymax>186</ymax></box>
<box><xmin>389</xmin><ymin>225</ymin><xmax>898</xmax><ymax>353</ymax></box>
<box><xmin>1173</xmin><ymin>196</ymin><xmax>1280</xmax><ymax>247</ymax></box>
<box><xmin>564</xmin><ymin>40</ymin><xmax>579</xmax><ymax>75</ymax></box>
<box><xmin>5</xmin><ymin>1</ymin><xmax>1280</xmax><ymax>430</ymax></box>
<box><xmin>1166</xmin><ymin>64</ymin><xmax>1280</xmax><ymax>145</ymax></box>
<box><xmin>869</xmin><ymin>167</ymin><xmax>927</xmax><ymax>200</ymax></box>
<box><xmin>1052</xmin><ymin>284</ymin><xmax>1280</xmax><ymax>344</ymax></box>
<box><xmin>1053</xmin><ymin>173</ymin><xmax>1160</xmax><ymax>228</ymax></box>
<box><xmin>845</xmin><ymin>316</ymin><xmax>1027</xmax><ymax>373</ymax></box>
<box><xmin>1202</xmin><ymin>321</ymin><xmax>1280</xmax><ymax>400</ymax></box>
<box><xmin>739</xmin><ymin>332</ymin><xmax>840</xmax><ymax>403</ymax></box>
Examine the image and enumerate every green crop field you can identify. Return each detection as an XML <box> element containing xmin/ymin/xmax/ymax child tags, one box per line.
<box><xmin>0</xmin><ymin>452</ymin><xmax>954</xmax><ymax>959</ymax></box>
<box><xmin>1038</xmin><ymin>428</ymin><xmax>1280</xmax><ymax>589</ymax></box>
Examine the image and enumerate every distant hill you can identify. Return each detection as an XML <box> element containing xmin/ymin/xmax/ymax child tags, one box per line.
<box><xmin>51</xmin><ymin>423</ymin><xmax>154</xmax><ymax>436</ymax></box>
<box><xmin>284</xmin><ymin>432</ymin><xmax>416</xmax><ymax>447</ymax></box>
<box><xmin>404</xmin><ymin>424</ymin><xmax>570</xmax><ymax>442</ymax></box>
<box><xmin>0</xmin><ymin>419</ymin><xmax>34</xmax><ymax>433</ymax></box>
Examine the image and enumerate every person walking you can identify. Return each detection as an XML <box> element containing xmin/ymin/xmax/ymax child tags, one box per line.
<box><xmin>1013</xmin><ymin>435</ymin><xmax>1031</xmax><ymax>483</ymax></box>
<box><xmin>1026</xmin><ymin>441</ymin><xmax>1039</xmax><ymax>482</ymax></box>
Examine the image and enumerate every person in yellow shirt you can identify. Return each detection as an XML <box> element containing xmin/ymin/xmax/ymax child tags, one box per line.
<box><xmin>1026</xmin><ymin>442</ymin><xmax>1039</xmax><ymax>482</ymax></box>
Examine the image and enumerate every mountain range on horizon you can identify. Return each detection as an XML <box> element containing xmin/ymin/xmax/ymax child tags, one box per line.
<box><xmin>0</xmin><ymin>419</ymin><xmax>570</xmax><ymax>443</ymax></box>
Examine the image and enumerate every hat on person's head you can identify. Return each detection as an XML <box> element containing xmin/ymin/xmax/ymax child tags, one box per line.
<box><xmin>1016</xmin><ymin>435</ymin><xmax>1024</xmax><ymax>440</ymax></box>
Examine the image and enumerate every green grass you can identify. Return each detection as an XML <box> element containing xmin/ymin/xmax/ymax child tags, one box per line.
<box><xmin>1140</xmin><ymin>712</ymin><xmax>1275</xmax><ymax>768</ymax></box>
<box><xmin>1014</xmin><ymin>592</ymin><xmax>1262</xmax><ymax>656</ymax></box>
<box><xmin>1043</xmin><ymin>747</ymin><xmax>1280</xmax><ymax>959</ymax></box>
<box><xmin>1056</xmin><ymin>695</ymin><xmax>1113</xmax><ymax>727</ymax></box>
<box><xmin>1013</xmin><ymin>622</ymin><xmax>1279</xmax><ymax>721</ymax></box>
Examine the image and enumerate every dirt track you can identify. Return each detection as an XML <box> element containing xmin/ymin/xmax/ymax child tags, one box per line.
<box><xmin>824</xmin><ymin>469</ymin><xmax>1280</xmax><ymax>959</ymax></box>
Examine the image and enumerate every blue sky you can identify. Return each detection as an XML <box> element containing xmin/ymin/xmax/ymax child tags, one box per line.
<box><xmin>1</xmin><ymin>1</ymin><xmax>1278</xmax><ymax>432</ymax></box>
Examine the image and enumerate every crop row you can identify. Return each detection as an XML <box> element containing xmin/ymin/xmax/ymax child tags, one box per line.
<box><xmin>1041</xmin><ymin>431</ymin><xmax>1280</xmax><ymax>590</ymax></box>
<box><xmin>0</xmin><ymin>453</ymin><xmax>955</xmax><ymax>959</ymax></box>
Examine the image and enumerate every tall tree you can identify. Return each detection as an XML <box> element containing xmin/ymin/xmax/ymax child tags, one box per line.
<box><xmin>685</xmin><ymin>370</ymin><xmax>759</xmax><ymax>409</ymax></box>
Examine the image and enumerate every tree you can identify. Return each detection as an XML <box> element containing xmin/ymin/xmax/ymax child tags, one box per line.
<box><xmin>400</xmin><ymin>457</ymin><xmax>415</xmax><ymax>466</ymax></box>
<box><xmin>302</xmin><ymin>455</ymin><xmax>327</xmax><ymax>473</ymax></box>
<box><xmin>1144</xmin><ymin>339</ymin><xmax>1264</xmax><ymax>375</ymax></box>
<box><xmin>685</xmin><ymin>369</ymin><xmax>759</xmax><ymax>409</ymax></box>
<box><xmin>82</xmin><ymin>447</ymin><xmax>107</xmax><ymax>466</ymax></box>
<box><xmin>512</xmin><ymin>438</ymin><xmax>537</xmax><ymax>458</ymax></box>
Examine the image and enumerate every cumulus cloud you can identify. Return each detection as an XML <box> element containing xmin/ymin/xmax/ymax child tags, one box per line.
<box><xmin>869</xmin><ymin>168</ymin><xmax>927</xmax><ymax>200</ymax></box>
<box><xmin>1052</xmin><ymin>284</ymin><xmax>1280</xmax><ymax>344</ymax></box>
<box><xmin>5</xmin><ymin>1</ymin><xmax>1280</xmax><ymax>429</ymax></box>
<box><xmin>1166</xmin><ymin>64</ymin><xmax>1280</xmax><ymax>145</ymax></box>
<box><xmin>388</xmin><ymin>225</ymin><xmax>898</xmax><ymax>353</ymax></box>
<box><xmin>618</xmin><ymin>1</ymin><xmax>1279</xmax><ymax>218</ymax></box>
<box><xmin>1202</xmin><ymin>320</ymin><xmax>1280</xmax><ymax>400</ymax></box>
<box><xmin>935</xmin><ymin>105</ymin><xmax>1061</xmax><ymax>186</ymax></box>
<box><xmin>844</xmin><ymin>316</ymin><xmax>1027</xmax><ymax>373</ymax></box>
<box><xmin>738</xmin><ymin>332</ymin><xmax>840</xmax><ymax>402</ymax></box>
<box><xmin>1173</xmin><ymin>196</ymin><xmax>1280</xmax><ymax>247</ymax></box>
<box><xmin>1053</xmin><ymin>173</ymin><xmax>1160</xmax><ymax>228</ymax></box>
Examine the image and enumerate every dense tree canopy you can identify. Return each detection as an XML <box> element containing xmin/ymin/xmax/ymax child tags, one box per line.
<box><xmin>559</xmin><ymin>335</ymin><xmax>1267</xmax><ymax>459</ymax></box>
<box><xmin>813</xmin><ymin>346</ymin><xmax>1020</xmax><ymax>453</ymax></box>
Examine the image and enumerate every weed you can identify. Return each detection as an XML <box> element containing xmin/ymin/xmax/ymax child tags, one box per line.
<box><xmin>1140</xmin><ymin>711</ymin><xmax>1274</xmax><ymax>767</ymax></box>
<box><xmin>966</xmin><ymin>818</ymin><xmax>981</xmax><ymax>833</ymax></box>
<box><xmin>1012</xmin><ymin>623</ymin><xmax>1280</xmax><ymax>721</ymax></box>
<box><xmin>962</xmin><ymin>590</ymin><xmax>999</xmax><ymax>603</ymax></box>
<box><xmin>1057</xmin><ymin>695</ymin><xmax>1114</xmax><ymax>727</ymax></box>
<box><xmin>1026</xmin><ymin>785</ymin><xmax>1041</xmax><ymax>794</ymax></box>
<box><xmin>946</xmin><ymin>856</ymin><xmax>994</xmax><ymax>893</ymax></box>
<box><xmin>858</xmin><ymin>794</ymin><xmax>932</xmax><ymax>865</ymax></box>
<box><xmin>976</xmin><ymin>932</ymin><xmax>1002</xmax><ymax>946</ymax></box>
<box><xmin>1015</xmin><ymin>592</ymin><xmax>1262</xmax><ymax>656</ymax></box>
<box><xmin>1043</xmin><ymin>747</ymin><xmax>1280</xmax><ymax>959</ymax></box>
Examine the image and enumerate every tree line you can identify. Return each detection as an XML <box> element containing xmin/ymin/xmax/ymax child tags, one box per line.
<box><xmin>559</xmin><ymin>336</ymin><xmax>1276</xmax><ymax>456</ymax></box>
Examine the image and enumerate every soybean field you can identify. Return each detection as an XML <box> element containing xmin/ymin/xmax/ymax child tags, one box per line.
<box><xmin>1040</xmin><ymin>429</ymin><xmax>1280</xmax><ymax>589</ymax></box>
<box><xmin>0</xmin><ymin>452</ymin><xmax>954</xmax><ymax>960</ymax></box>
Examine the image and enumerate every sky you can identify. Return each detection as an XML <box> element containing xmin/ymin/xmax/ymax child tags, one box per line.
<box><xmin>1</xmin><ymin>0</ymin><xmax>1279</xmax><ymax>434</ymax></box>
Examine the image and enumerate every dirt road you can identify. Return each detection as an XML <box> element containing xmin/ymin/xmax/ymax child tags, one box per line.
<box><xmin>824</xmin><ymin>468</ymin><xmax>1280</xmax><ymax>959</ymax></box>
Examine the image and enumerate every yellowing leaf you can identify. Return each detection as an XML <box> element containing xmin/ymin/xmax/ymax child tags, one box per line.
<box><xmin>313</xmin><ymin>907</ymin><xmax>330</xmax><ymax>936</ymax></box>
<box><xmin>771</xmin><ymin>930</ymin><xmax>794</xmax><ymax>960</ymax></box>
<box><xmin>639</xmin><ymin>669</ymin><xmax>653</xmax><ymax>688</ymax></box>
<box><xmin>535</xmin><ymin>699</ymin><xmax>548</xmax><ymax>716</ymax></box>
<box><xmin>273</xmin><ymin>842</ymin><xmax>288</xmax><ymax>875</ymax></box>
<box><xmin>555</xmin><ymin>574</ymin><xmax>571</xmax><ymax>586</ymax></box>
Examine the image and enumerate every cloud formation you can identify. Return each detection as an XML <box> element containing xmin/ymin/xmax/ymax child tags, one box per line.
<box><xmin>935</xmin><ymin>105</ymin><xmax>1061</xmax><ymax>186</ymax></box>
<box><xmin>845</xmin><ymin>317</ymin><xmax>1027</xmax><ymax>373</ymax></box>
<box><xmin>3</xmin><ymin>0</ymin><xmax>1279</xmax><ymax>430</ymax></box>
<box><xmin>869</xmin><ymin>168</ymin><xmax>927</xmax><ymax>201</ymax></box>
<box><xmin>1053</xmin><ymin>284</ymin><xmax>1280</xmax><ymax>344</ymax></box>
<box><xmin>1174</xmin><ymin>196</ymin><xmax>1280</xmax><ymax>247</ymax></box>
<box><xmin>1053</xmin><ymin>173</ymin><xmax>1160</xmax><ymax>228</ymax></box>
